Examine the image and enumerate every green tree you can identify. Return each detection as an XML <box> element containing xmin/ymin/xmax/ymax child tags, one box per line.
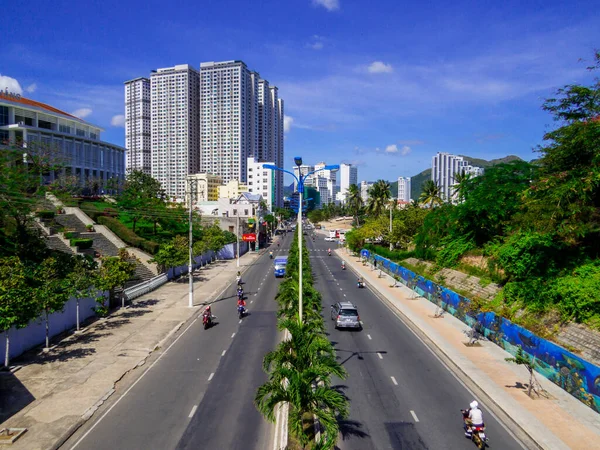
<box><xmin>366</xmin><ymin>180</ymin><xmax>391</xmax><ymax>216</ymax></box>
<box><xmin>151</xmin><ymin>235</ymin><xmax>189</xmax><ymax>273</ymax></box>
<box><xmin>451</xmin><ymin>171</ymin><xmax>472</xmax><ymax>203</ymax></box>
<box><xmin>117</xmin><ymin>170</ymin><xmax>166</xmax><ymax>233</ymax></box>
<box><xmin>64</xmin><ymin>255</ymin><xmax>98</xmax><ymax>331</ymax></box>
<box><xmin>94</xmin><ymin>249</ymin><xmax>137</xmax><ymax>312</ymax></box>
<box><xmin>419</xmin><ymin>180</ymin><xmax>443</xmax><ymax>208</ymax></box>
<box><xmin>346</xmin><ymin>184</ymin><xmax>363</xmax><ymax>227</ymax></box>
<box><xmin>0</xmin><ymin>257</ymin><xmax>39</xmax><ymax>367</ymax></box>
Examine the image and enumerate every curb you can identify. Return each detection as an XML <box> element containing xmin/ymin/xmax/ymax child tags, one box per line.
<box><xmin>273</xmin><ymin>329</ymin><xmax>290</xmax><ymax>450</ymax></box>
<box><xmin>338</xmin><ymin>249</ymin><xmax>554</xmax><ymax>450</ymax></box>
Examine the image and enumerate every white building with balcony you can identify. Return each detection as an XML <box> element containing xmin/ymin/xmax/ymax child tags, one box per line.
<box><xmin>397</xmin><ymin>176</ymin><xmax>411</xmax><ymax>202</ymax></box>
<box><xmin>431</xmin><ymin>152</ymin><xmax>483</xmax><ymax>202</ymax></box>
<box><xmin>124</xmin><ymin>77</ymin><xmax>151</xmax><ymax>174</ymax></box>
<box><xmin>247</xmin><ymin>156</ymin><xmax>274</xmax><ymax>211</ymax></box>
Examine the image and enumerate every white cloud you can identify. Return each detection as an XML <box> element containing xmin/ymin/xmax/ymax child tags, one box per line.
<box><xmin>312</xmin><ymin>0</ymin><xmax>339</xmax><ymax>12</ymax></box>
<box><xmin>284</xmin><ymin>115</ymin><xmax>294</xmax><ymax>133</ymax></box>
<box><xmin>400</xmin><ymin>145</ymin><xmax>411</xmax><ymax>156</ymax></box>
<box><xmin>71</xmin><ymin>108</ymin><xmax>93</xmax><ymax>119</ymax></box>
<box><xmin>385</xmin><ymin>144</ymin><xmax>398</xmax><ymax>153</ymax></box>
<box><xmin>0</xmin><ymin>75</ymin><xmax>23</xmax><ymax>95</ymax></box>
<box><xmin>310</xmin><ymin>41</ymin><xmax>324</xmax><ymax>50</ymax></box>
<box><xmin>367</xmin><ymin>61</ymin><xmax>394</xmax><ymax>74</ymax></box>
<box><xmin>111</xmin><ymin>114</ymin><xmax>125</xmax><ymax>127</ymax></box>
<box><xmin>25</xmin><ymin>83</ymin><xmax>37</xmax><ymax>93</ymax></box>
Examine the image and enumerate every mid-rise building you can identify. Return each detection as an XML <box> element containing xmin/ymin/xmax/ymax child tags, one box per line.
<box><xmin>339</xmin><ymin>163</ymin><xmax>358</xmax><ymax>203</ymax></box>
<box><xmin>431</xmin><ymin>152</ymin><xmax>483</xmax><ymax>202</ymax></box>
<box><xmin>360</xmin><ymin>181</ymin><xmax>373</xmax><ymax>203</ymax></box>
<box><xmin>219</xmin><ymin>179</ymin><xmax>248</xmax><ymax>200</ymax></box>
<box><xmin>150</xmin><ymin>64</ymin><xmax>200</xmax><ymax>200</ymax></box>
<box><xmin>124</xmin><ymin>77</ymin><xmax>151</xmax><ymax>174</ymax></box>
<box><xmin>0</xmin><ymin>91</ymin><xmax>125</xmax><ymax>188</ymax></box>
<box><xmin>186</xmin><ymin>173</ymin><xmax>222</xmax><ymax>204</ymax></box>
<box><xmin>247</xmin><ymin>156</ymin><xmax>274</xmax><ymax>211</ymax></box>
<box><xmin>293</xmin><ymin>164</ymin><xmax>313</xmax><ymax>191</ymax></box>
<box><xmin>397</xmin><ymin>176</ymin><xmax>411</xmax><ymax>202</ymax></box>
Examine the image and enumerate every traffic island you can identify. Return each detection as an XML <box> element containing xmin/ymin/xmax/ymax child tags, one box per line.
<box><xmin>0</xmin><ymin>428</ymin><xmax>27</xmax><ymax>445</ymax></box>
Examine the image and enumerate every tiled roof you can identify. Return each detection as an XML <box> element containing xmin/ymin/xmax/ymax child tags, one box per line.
<box><xmin>0</xmin><ymin>92</ymin><xmax>83</xmax><ymax>121</ymax></box>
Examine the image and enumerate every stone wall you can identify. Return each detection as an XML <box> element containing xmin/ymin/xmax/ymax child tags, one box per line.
<box><xmin>557</xmin><ymin>324</ymin><xmax>600</xmax><ymax>367</ymax></box>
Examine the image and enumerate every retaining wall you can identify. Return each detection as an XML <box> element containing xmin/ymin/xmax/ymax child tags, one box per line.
<box><xmin>362</xmin><ymin>249</ymin><xmax>600</xmax><ymax>414</ymax></box>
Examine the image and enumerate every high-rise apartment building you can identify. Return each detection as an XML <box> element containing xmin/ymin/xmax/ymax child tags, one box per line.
<box><xmin>360</xmin><ymin>181</ymin><xmax>373</xmax><ymax>203</ymax></box>
<box><xmin>293</xmin><ymin>164</ymin><xmax>313</xmax><ymax>192</ymax></box>
<box><xmin>124</xmin><ymin>77</ymin><xmax>151</xmax><ymax>174</ymax></box>
<box><xmin>339</xmin><ymin>163</ymin><xmax>358</xmax><ymax>202</ymax></box>
<box><xmin>397</xmin><ymin>176</ymin><xmax>411</xmax><ymax>202</ymax></box>
<box><xmin>431</xmin><ymin>152</ymin><xmax>483</xmax><ymax>203</ymax></box>
<box><xmin>150</xmin><ymin>64</ymin><xmax>200</xmax><ymax>200</ymax></box>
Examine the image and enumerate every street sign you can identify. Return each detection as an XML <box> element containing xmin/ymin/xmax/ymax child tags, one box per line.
<box><xmin>242</xmin><ymin>233</ymin><xmax>256</xmax><ymax>242</ymax></box>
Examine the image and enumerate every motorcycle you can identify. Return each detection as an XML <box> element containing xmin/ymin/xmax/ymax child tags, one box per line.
<box><xmin>203</xmin><ymin>313</ymin><xmax>213</xmax><ymax>329</ymax></box>
<box><xmin>461</xmin><ymin>410</ymin><xmax>488</xmax><ymax>449</ymax></box>
<box><xmin>342</xmin><ymin>263</ymin><xmax>346</xmax><ymax>270</ymax></box>
<box><xmin>328</xmin><ymin>251</ymin><xmax>331</xmax><ymax>256</ymax></box>
<box><xmin>357</xmin><ymin>281</ymin><xmax>365</xmax><ymax>288</ymax></box>
<box><xmin>237</xmin><ymin>289</ymin><xmax>244</xmax><ymax>301</ymax></box>
<box><xmin>269</xmin><ymin>253</ymin><xmax>273</xmax><ymax>259</ymax></box>
<box><xmin>236</xmin><ymin>275</ymin><xmax>242</xmax><ymax>286</ymax></box>
<box><xmin>238</xmin><ymin>304</ymin><xmax>246</xmax><ymax>319</ymax></box>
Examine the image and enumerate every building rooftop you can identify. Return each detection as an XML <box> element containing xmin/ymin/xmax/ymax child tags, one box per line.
<box><xmin>0</xmin><ymin>92</ymin><xmax>83</xmax><ymax>122</ymax></box>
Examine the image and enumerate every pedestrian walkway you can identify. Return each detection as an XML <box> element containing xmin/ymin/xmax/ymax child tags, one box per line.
<box><xmin>337</xmin><ymin>248</ymin><xmax>600</xmax><ymax>450</ymax></box>
<box><xmin>0</xmin><ymin>251</ymin><xmax>260</xmax><ymax>450</ymax></box>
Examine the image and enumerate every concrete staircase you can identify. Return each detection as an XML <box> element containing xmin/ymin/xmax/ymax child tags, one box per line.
<box><xmin>44</xmin><ymin>235</ymin><xmax>75</xmax><ymax>255</ymax></box>
<box><xmin>54</xmin><ymin>214</ymin><xmax>89</xmax><ymax>233</ymax></box>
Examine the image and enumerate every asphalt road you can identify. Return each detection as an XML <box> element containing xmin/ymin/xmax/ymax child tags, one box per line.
<box><xmin>308</xmin><ymin>233</ymin><xmax>524</xmax><ymax>450</ymax></box>
<box><xmin>64</xmin><ymin>235</ymin><xmax>290</xmax><ymax>450</ymax></box>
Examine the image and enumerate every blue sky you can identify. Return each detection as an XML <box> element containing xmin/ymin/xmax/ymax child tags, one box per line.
<box><xmin>2</xmin><ymin>0</ymin><xmax>599</xmax><ymax>182</ymax></box>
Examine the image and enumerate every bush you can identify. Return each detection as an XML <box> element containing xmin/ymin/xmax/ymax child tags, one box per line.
<box><xmin>64</xmin><ymin>231</ymin><xmax>78</xmax><ymax>239</ymax></box>
<box><xmin>80</xmin><ymin>202</ymin><xmax>101</xmax><ymax>221</ymax></box>
<box><xmin>97</xmin><ymin>216</ymin><xmax>160</xmax><ymax>255</ymax></box>
<box><xmin>102</xmin><ymin>207</ymin><xmax>118</xmax><ymax>218</ymax></box>
<box><xmin>364</xmin><ymin>244</ymin><xmax>415</xmax><ymax>261</ymax></box>
<box><xmin>436</xmin><ymin>236</ymin><xmax>475</xmax><ymax>268</ymax></box>
<box><xmin>37</xmin><ymin>210</ymin><xmax>56</xmax><ymax>219</ymax></box>
<box><xmin>70</xmin><ymin>238</ymin><xmax>93</xmax><ymax>249</ymax></box>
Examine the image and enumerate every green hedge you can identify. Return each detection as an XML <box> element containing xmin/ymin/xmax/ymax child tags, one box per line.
<box><xmin>37</xmin><ymin>210</ymin><xmax>56</xmax><ymax>219</ymax></box>
<box><xmin>364</xmin><ymin>244</ymin><xmax>415</xmax><ymax>261</ymax></box>
<box><xmin>97</xmin><ymin>216</ymin><xmax>160</xmax><ymax>255</ymax></box>
<box><xmin>80</xmin><ymin>202</ymin><xmax>101</xmax><ymax>221</ymax></box>
<box><xmin>64</xmin><ymin>231</ymin><xmax>78</xmax><ymax>239</ymax></box>
<box><xmin>70</xmin><ymin>238</ymin><xmax>93</xmax><ymax>249</ymax></box>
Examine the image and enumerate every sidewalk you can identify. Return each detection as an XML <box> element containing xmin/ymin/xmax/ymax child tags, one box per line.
<box><xmin>0</xmin><ymin>251</ymin><xmax>260</xmax><ymax>450</ymax></box>
<box><xmin>338</xmin><ymin>248</ymin><xmax>600</xmax><ymax>450</ymax></box>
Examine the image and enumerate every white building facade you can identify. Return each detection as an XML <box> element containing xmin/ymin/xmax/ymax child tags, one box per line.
<box><xmin>431</xmin><ymin>152</ymin><xmax>483</xmax><ymax>202</ymax></box>
<box><xmin>397</xmin><ymin>176</ymin><xmax>411</xmax><ymax>202</ymax></box>
<box><xmin>124</xmin><ymin>77</ymin><xmax>151</xmax><ymax>174</ymax></box>
<box><xmin>150</xmin><ymin>64</ymin><xmax>200</xmax><ymax>200</ymax></box>
<box><xmin>360</xmin><ymin>181</ymin><xmax>373</xmax><ymax>203</ymax></box>
<box><xmin>339</xmin><ymin>163</ymin><xmax>358</xmax><ymax>203</ymax></box>
<box><xmin>247</xmin><ymin>156</ymin><xmax>274</xmax><ymax>211</ymax></box>
<box><xmin>0</xmin><ymin>92</ymin><xmax>125</xmax><ymax>187</ymax></box>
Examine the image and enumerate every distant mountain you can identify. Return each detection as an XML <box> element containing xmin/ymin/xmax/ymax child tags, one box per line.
<box><xmin>283</xmin><ymin>182</ymin><xmax>295</xmax><ymax>197</ymax></box>
<box><xmin>403</xmin><ymin>155</ymin><xmax>523</xmax><ymax>201</ymax></box>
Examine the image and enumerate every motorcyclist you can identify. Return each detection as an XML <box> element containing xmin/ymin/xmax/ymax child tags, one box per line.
<box><xmin>357</xmin><ymin>277</ymin><xmax>364</xmax><ymax>287</ymax></box>
<box><xmin>269</xmin><ymin>250</ymin><xmax>273</xmax><ymax>259</ymax></box>
<box><xmin>236</xmin><ymin>271</ymin><xmax>242</xmax><ymax>285</ymax></box>
<box><xmin>341</xmin><ymin>261</ymin><xmax>346</xmax><ymax>269</ymax></box>
<box><xmin>237</xmin><ymin>286</ymin><xmax>244</xmax><ymax>299</ymax></box>
<box><xmin>203</xmin><ymin>306</ymin><xmax>213</xmax><ymax>323</ymax></box>
<box><xmin>328</xmin><ymin>248</ymin><xmax>331</xmax><ymax>256</ymax></box>
<box><xmin>464</xmin><ymin>401</ymin><xmax>485</xmax><ymax>436</ymax></box>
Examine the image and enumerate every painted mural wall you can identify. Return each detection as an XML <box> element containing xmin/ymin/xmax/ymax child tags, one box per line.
<box><xmin>362</xmin><ymin>249</ymin><xmax>600</xmax><ymax>414</ymax></box>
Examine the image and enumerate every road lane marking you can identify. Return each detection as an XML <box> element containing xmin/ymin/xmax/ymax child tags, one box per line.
<box><xmin>208</xmin><ymin>372</ymin><xmax>214</xmax><ymax>381</ymax></box>
<box><xmin>231</xmin><ymin>333</ymin><xmax>236</xmax><ymax>338</ymax></box>
<box><xmin>367</xmin><ymin>334</ymin><xmax>372</xmax><ymax>340</ymax></box>
<box><xmin>377</xmin><ymin>352</ymin><xmax>383</xmax><ymax>359</ymax></box>
<box><xmin>239</xmin><ymin>319</ymin><xmax>242</xmax><ymax>324</ymax></box>
<box><xmin>343</xmin><ymin>294</ymin><xmax>346</xmax><ymax>297</ymax></box>
<box><xmin>250</xmin><ymin>300</ymin><xmax>254</xmax><ymax>303</ymax></box>
<box><xmin>391</xmin><ymin>376</ymin><xmax>398</xmax><ymax>385</ymax></box>
<box><xmin>189</xmin><ymin>405</ymin><xmax>198</xmax><ymax>418</ymax></box>
<box><xmin>221</xmin><ymin>350</ymin><xmax>226</xmax><ymax>356</ymax></box>
<box><xmin>410</xmin><ymin>410</ymin><xmax>419</xmax><ymax>422</ymax></box>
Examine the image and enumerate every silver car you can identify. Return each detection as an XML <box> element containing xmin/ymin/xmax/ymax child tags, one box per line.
<box><xmin>331</xmin><ymin>302</ymin><xmax>362</xmax><ymax>330</ymax></box>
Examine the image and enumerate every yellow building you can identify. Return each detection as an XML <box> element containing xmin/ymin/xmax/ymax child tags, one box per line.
<box><xmin>218</xmin><ymin>179</ymin><xmax>248</xmax><ymax>200</ymax></box>
<box><xmin>186</xmin><ymin>173</ymin><xmax>222</xmax><ymax>202</ymax></box>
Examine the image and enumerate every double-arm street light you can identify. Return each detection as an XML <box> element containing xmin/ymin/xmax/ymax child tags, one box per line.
<box><xmin>264</xmin><ymin>158</ymin><xmax>339</xmax><ymax>324</ymax></box>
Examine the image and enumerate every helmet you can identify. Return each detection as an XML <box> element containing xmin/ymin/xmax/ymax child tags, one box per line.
<box><xmin>470</xmin><ymin>401</ymin><xmax>478</xmax><ymax>409</ymax></box>
<box><xmin>206</xmin><ymin>306</ymin><xmax>211</xmax><ymax>312</ymax></box>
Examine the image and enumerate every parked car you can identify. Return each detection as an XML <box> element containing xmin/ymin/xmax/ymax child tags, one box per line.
<box><xmin>331</xmin><ymin>302</ymin><xmax>362</xmax><ymax>330</ymax></box>
<box><xmin>324</xmin><ymin>236</ymin><xmax>335</xmax><ymax>242</ymax></box>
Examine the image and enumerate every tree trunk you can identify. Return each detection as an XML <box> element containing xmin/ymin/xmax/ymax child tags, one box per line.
<box><xmin>45</xmin><ymin>309</ymin><xmax>50</xmax><ymax>349</ymax></box>
<box><xmin>4</xmin><ymin>330</ymin><xmax>10</xmax><ymax>369</ymax></box>
<box><xmin>132</xmin><ymin>218</ymin><xmax>137</xmax><ymax>233</ymax></box>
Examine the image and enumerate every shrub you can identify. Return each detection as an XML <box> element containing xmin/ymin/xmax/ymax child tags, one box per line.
<box><xmin>364</xmin><ymin>244</ymin><xmax>415</xmax><ymax>261</ymax></box>
<box><xmin>64</xmin><ymin>231</ymin><xmax>78</xmax><ymax>239</ymax></box>
<box><xmin>80</xmin><ymin>202</ymin><xmax>101</xmax><ymax>221</ymax></box>
<box><xmin>37</xmin><ymin>210</ymin><xmax>56</xmax><ymax>220</ymax></box>
<box><xmin>97</xmin><ymin>216</ymin><xmax>160</xmax><ymax>255</ymax></box>
<box><xmin>102</xmin><ymin>207</ymin><xmax>118</xmax><ymax>218</ymax></box>
<box><xmin>435</xmin><ymin>236</ymin><xmax>475</xmax><ymax>268</ymax></box>
<box><xmin>70</xmin><ymin>238</ymin><xmax>93</xmax><ymax>249</ymax></box>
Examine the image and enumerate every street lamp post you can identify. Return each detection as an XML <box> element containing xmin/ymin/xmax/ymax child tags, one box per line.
<box><xmin>389</xmin><ymin>198</ymin><xmax>395</xmax><ymax>251</ymax></box>
<box><xmin>264</xmin><ymin>158</ymin><xmax>339</xmax><ymax>324</ymax></box>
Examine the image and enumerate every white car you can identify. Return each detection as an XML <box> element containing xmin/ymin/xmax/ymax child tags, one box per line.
<box><xmin>324</xmin><ymin>236</ymin><xmax>335</xmax><ymax>242</ymax></box>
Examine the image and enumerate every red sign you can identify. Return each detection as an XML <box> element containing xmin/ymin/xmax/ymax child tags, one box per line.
<box><xmin>242</xmin><ymin>233</ymin><xmax>256</xmax><ymax>242</ymax></box>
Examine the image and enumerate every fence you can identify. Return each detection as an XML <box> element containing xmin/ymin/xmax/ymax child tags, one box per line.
<box><xmin>362</xmin><ymin>249</ymin><xmax>600</xmax><ymax>414</ymax></box>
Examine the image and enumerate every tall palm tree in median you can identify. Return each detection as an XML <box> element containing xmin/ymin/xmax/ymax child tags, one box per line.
<box><xmin>366</xmin><ymin>179</ymin><xmax>391</xmax><ymax>216</ymax></box>
<box><xmin>451</xmin><ymin>171</ymin><xmax>472</xmax><ymax>203</ymax></box>
<box><xmin>419</xmin><ymin>180</ymin><xmax>443</xmax><ymax>208</ymax></box>
<box><xmin>345</xmin><ymin>184</ymin><xmax>363</xmax><ymax>227</ymax></box>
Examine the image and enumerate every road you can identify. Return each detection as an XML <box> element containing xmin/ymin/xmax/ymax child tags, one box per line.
<box><xmin>308</xmin><ymin>233</ymin><xmax>524</xmax><ymax>450</ymax></box>
<box><xmin>64</xmin><ymin>234</ymin><xmax>291</xmax><ymax>450</ymax></box>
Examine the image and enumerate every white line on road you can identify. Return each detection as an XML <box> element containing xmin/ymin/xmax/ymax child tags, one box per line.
<box><xmin>239</xmin><ymin>319</ymin><xmax>242</xmax><ymax>324</ymax></box>
<box><xmin>189</xmin><ymin>405</ymin><xmax>198</xmax><ymax>418</ymax></box>
<box><xmin>377</xmin><ymin>352</ymin><xmax>383</xmax><ymax>359</ymax></box>
<box><xmin>250</xmin><ymin>300</ymin><xmax>254</xmax><ymax>303</ymax></box>
<box><xmin>208</xmin><ymin>372</ymin><xmax>214</xmax><ymax>381</ymax></box>
<box><xmin>367</xmin><ymin>334</ymin><xmax>372</xmax><ymax>340</ymax></box>
<box><xmin>391</xmin><ymin>376</ymin><xmax>398</xmax><ymax>385</ymax></box>
<box><xmin>221</xmin><ymin>350</ymin><xmax>226</xmax><ymax>356</ymax></box>
<box><xmin>410</xmin><ymin>410</ymin><xmax>419</xmax><ymax>422</ymax></box>
<box><xmin>231</xmin><ymin>333</ymin><xmax>236</xmax><ymax>338</ymax></box>
<box><xmin>343</xmin><ymin>294</ymin><xmax>346</xmax><ymax>297</ymax></box>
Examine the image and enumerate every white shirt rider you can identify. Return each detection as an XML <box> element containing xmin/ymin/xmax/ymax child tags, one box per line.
<box><xmin>468</xmin><ymin>402</ymin><xmax>484</xmax><ymax>426</ymax></box>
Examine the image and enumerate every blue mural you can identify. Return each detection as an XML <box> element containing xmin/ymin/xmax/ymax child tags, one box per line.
<box><xmin>365</xmin><ymin>250</ymin><xmax>600</xmax><ymax>414</ymax></box>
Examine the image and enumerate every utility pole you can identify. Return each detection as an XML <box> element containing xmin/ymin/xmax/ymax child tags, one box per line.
<box><xmin>237</xmin><ymin>213</ymin><xmax>240</xmax><ymax>268</ymax></box>
<box><xmin>389</xmin><ymin>198</ymin><xmax>395</xmax><ymax>251</ymax></box>
<box><xmin>188</xmin><ymin>178</ymin><xmax>198</xmax><ymax>308</ymax></box>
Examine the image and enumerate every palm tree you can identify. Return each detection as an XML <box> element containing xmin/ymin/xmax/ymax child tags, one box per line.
<box><xmin>366</xmin><ymin>179</ymin><xmax>391</xmax><ymax>216</ymax></box>
<box><xmin>345</xmin><ymin>184</ymin><xmax>363</xmax><ymax>227</ymax></box>
<box><xmin>419</xmin><ymin>180</ymin><xmax>443</xmax><ymax>208</ymax></box>
<box><xmin>451</xmin><ymin>171</ymin><xmax>472</xmax><ymax>203</ymax></box>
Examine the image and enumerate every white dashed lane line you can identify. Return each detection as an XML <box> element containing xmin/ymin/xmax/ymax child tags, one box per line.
<box><xmin>391</xmin><ymin>376</ymin><xmax>398</xmax><ymax>386</ymax></box>
<box><xmin>208</xmin><ymin>373</ymin><xmax>214</xmax><ymax>381</ymax></box>
<box><xmin>189</xmin><ymin>405</ymin><xmax>198</xmax><ymax>418</ymax></box>
<box><xmin>377</xmin><ymin>352</ymin><xmax>383</xmax><ymax>359</ymax></box>
<box><xmin>410</xmin><ymin>410</ymin><xmax>419</xmax><ymax>422</ymax></box>
<box><xmin>221</xmin><ymin>350</ymin><xmax>226</xmax><ymax>356</ymax></box>
<box><xmin>231</xmin><ymin>333</ymin><xmax>236</xmax><ymax>338</ymax></box>
<box><xmin>367</xmin><ymin>334</ymin><xmax>372</xmax><ymax>340</ymax></box>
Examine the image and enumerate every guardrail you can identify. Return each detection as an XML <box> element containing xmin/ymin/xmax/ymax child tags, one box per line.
<box><xmin>124</xmin><ymin>273</ymin><xmax>169</xmax><ymax>301</ymax></box>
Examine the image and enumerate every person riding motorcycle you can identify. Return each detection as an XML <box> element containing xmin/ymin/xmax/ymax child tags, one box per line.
<box><xmin>236</xmin><ymin>271</ymin><xmax>242</xmax><ymax>285</ymax></box>
<box><xmin>328</xmin><ymin>248</ymin><xmax>331</xmax><ymax>256</ymax></box>
<box><xmin>203</xmin><ymin>306</ymin><xmax>213</xmax><ymax>325</ymax></box>
<box><xmin>341</xmin><ymin>261</ymin><xmax>346</xmax><ymax>270</ymax></box>
<box><xmin>464</xmin><ymin>401</ymin><xmax>485</xmax><ymax>437</ymax></box>
<box><xmin>357</xmin><ymin>277</ymin><xmax>365</xmax><ymax>288</ymax></box>
<box><xmin>269</xmin><ymin>250</ymin><xmax>273</xmax><ymax>259</ymax></box>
